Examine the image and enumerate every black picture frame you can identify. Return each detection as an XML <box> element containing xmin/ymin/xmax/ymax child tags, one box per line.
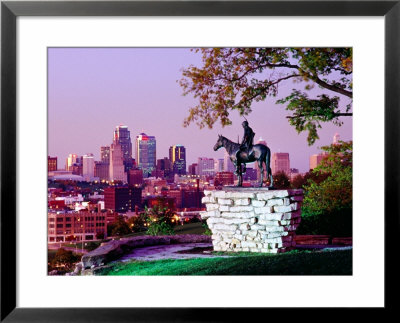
<box><xmin>1</xmin><ymin>0</ymin><xmax>398</xmax><ymax>321</ymax></box>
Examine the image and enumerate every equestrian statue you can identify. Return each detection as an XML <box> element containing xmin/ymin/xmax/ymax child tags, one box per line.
<box><xmin>213</xmin><ymin>120</ymin><xmax>274</xmax><ymax>188</ymax></box>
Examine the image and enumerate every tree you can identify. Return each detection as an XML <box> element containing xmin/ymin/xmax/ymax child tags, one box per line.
<box><xmin>108</xmin><ymin>215</ymin><xmax>131</xmax><ymax>237</ymax></box>
<box><xmin>299</xmin><ymin>141</ymin><xmax>352</xmax><ymax>236</ymax></box>
<box><xmin>143</xmin><ymin>205</ymin><xmax>175</xmax><ymax>236</ymax></box>
<box><xmin>303</xmin><ymin>141</ymin><xmax>352</xmax><ymax>214</ymax></box>
<box><xmin>127</xmin><ymin>213</ymin><xmax>147</xmax><ymax>233</ymax></box>
<box><xmin>290</xmin><ymin>174</ymin><xmax>306</xmax><ymax>189</ymax></box>
<box><xmin>273</xmin><ymin>171</ymin><xmax>291</xmax><ymax>189</ymax></box>
<box><xmin>180</xmin><ymin>48</ymin><xmax>352</xmax><ymax>145</ymax></box>
<box><xmin>291</xmin><ymin>170</ymin><xmax>330</xmax><ymax>189</ymax></box>
<box><xmin>50</xmin><ymin>248</ymin><xmax>80</xmax><ymax>271</ymax></box>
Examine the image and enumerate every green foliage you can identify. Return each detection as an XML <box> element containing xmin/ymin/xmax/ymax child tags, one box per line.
<box><xmin>303</xmin><ymin>141</ymin><xmax>352</xmax><ymax>214</ymax></box>
<box><xmin>146</xmin><ymin>220</ymin><xmax>175</xmax><ymax>236</ymax></box>
<box><xmin>290</xmin><ymin>171</ymin><xmax>329</xmax><ymax>189</ymax></box>
<box><xmin>299</xmin><ymin>141</ymin><xmax>352</xmax><ymax>236</ymax></box>
<box><xmin>127</xmin><ymin>213</ymin><xmax>147</xmax><ymax>233</ymax></box>
<box><xmin>180</xmin><ymin>48</ymin><xmax>352</xmax><ymax>145</ymax></box>
<box><xmin>143</xmin><ymin>206</ymin><xmax>175</xmax><ymax>236</ymax></box>
<box><xmin>272</xmin><ymin>171</ymin><xmax>290</xmax><ymax>189</ymax></box>
<box><xmin>296</xmin><ymin>208</ymin><xmax>352</xmax><ymax>237</ymax></box>
<box><xmin>201</xmin><ymin>220</ymin><xmax>212</xmax><ymax>236</ymax></box>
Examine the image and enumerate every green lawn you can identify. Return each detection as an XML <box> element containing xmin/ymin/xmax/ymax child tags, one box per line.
<box><xmin>94</xmin><ymin>249</ymin><xmax>352</xmax><ymax>276</ymax></box>
<box><xmin>172</xmin><ymin>222</ymin><xmax>207</xmax><ymax>235</ymax></box>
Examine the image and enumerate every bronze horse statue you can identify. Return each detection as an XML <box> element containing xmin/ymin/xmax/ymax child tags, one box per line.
<box><xmin>213</xmin><ymin>135</ymin><xmax>273</xmax><ymax>188</ymax></box>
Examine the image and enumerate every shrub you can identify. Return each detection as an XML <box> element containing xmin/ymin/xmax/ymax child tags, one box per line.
<box><xmin>49</xmin><ymin>248</ymin><xmax>80</xmax><ymax>273</ymax></box>
<box><xmin>273</xmin><ymin>171</ymin><xmax>291</xmax><ymax>189</ymax></box>
<box><xmin>300</xmin><ymin>141</ymin><xmax>352</xmax><ymax>236</ymax></box>
<box><xmin>202</xmin><ymin>220</ymin><xmax>212</xmax><ymax>236</ymax></box>
<box><xmin>108</xmin><ymin>215</ymin><xmax>131</xmax><ymax>237</ymax></box>
<box><xmin>146</xmin><ymin>219</ymin><xmax>175</xmax><ymax>236</ymax></box>
<box><xmin>127</xmin><ymin>213</ymin><xmax>147</xmax><ymax>233</ymax></box>
<box><xmin>143</xmin><ymin>205</ymin><xmax>175</xmax><ymax>236</ymax></box>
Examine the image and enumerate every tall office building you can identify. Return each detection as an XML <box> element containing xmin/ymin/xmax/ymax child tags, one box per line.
<box><xmin>66</xmin><ymin>153</ymin><xmax>78</xmax><ymax>171</ymax></box>
<box><xmin>82</xmin><ymin>154</ymin><xmax>95</xmax><ymax>181</ymax></box>
<box><xmin>224</xmin><ymin>150</ymin><xmax>235</xmax><ymax>173</ymax></box>
<box><xmin>114</xmin><ymin>125</ymin><xmax>133</xmax><ymax>171</ymax></box>
<box><xmin>109</xmin><ymin>142</ymin><xmax>126</xmax><ymax>182</ymax></box>
<box><xmin>155</xmin><ymin>157</ymin><xmax>171</xmax><ymax>178</ymax></box>
<box><xmin>94</xmin><ymin>161</ymin><xmax>109</xmax><ymax>181</ymax></box>
<box><xmin>169</xmin><ymin>145</ymin><xmax>186</xmax><ymax>175</ymax></box>
<box><xmin>309</xmin><ymin>153</ymin><xmax>328</xmax><ymax>170</ymax></box>
<box><xmin>197</xmin><ymin>157</ymin><xmax>215</xmax><ymax>177</ymax></box>
<box><xmin>100</xmin><ymin>146</ymin><xmax>110</xmax><ymax>164</ymax></box>
<box><xmin>271</xmin><ymin>153</ymin><xmax>290</xmax><ymax>175</ymax></box>
<box><xmin>188</xmin><ymin>163</ymin><xmax>198</xmax><ymax>176</ymax></box>
<box><xmin>214</xmin><ymin>158</ymin><xmax>224</xmax><ymax>173</ymax></box>
<box><xmin>135</xmin><ymin>133</ymin><xmax>156</xmax><ymax>177</ymax></box>
<box><xmin>104</xmin><ymin>186</ymin><xmax>142</xmax><ymax>212</ymax></box>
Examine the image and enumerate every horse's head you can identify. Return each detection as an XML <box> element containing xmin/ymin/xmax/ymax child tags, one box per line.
<box><xmin>213</xmin><ymin>135</ymin><xmax>224</xmax><ymax>151</ymax></box>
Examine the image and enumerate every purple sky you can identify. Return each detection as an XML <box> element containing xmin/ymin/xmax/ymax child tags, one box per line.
<box><xmin>48</xmin><ymin>48</ymin><xmax>352</xmax><ymax>173</ymax></box>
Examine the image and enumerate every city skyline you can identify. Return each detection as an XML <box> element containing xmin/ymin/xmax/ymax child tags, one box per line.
<box><xmin>50</xmin><ymin>122</ymin><xmax>345</xmax><ymax>175</ymax></box>
<box><xmin>48</xmin><ymin>48</ymin><xmax>352</xmax><ymax>173</ymax></box>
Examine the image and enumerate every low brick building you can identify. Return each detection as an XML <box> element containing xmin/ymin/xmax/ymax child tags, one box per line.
<box><xmin>48</xmin><ymin>209</ymin><xmax>108</xmax><ymax>243</ymax></box>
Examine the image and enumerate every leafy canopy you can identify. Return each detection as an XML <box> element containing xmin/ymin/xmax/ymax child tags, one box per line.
<box><xmin>303</xmin><ymin>140</ymin><xmax>352</xmax><ymax>215</ymax></box>
<box><xmin>180</xmin><ymin>48</ymin><xmax>352</xmax><ymax>145</ymax></box>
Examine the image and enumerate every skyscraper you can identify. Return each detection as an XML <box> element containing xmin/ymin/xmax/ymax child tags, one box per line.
<box><xmin>188</xmin><ymin>163</ymin><xmax>198</xmax><ymax>176</ymax></box>
<box><xmin>223</xmin><ymin>151</ymin><xmax>235</xmax><ymax>173</ymax></box>
<box><xmin>114</xmin><ymin>125</ymin><xmax>133</xmax><ymax>171</ymax></box>
<box><xmin>309</xmin><ymin>152</ymin><xmax>328</xmax><ymax>170</ymax></box>
<box><xmin>104</xmin><ymin>186</ymin><xmax>142</xmax><ymax>212</ymax></box>
<box><xmin>94</xmin><ymin>161</ymin><xmax>109</xmax><ymax>181</ymax></box>
<box><xmin>135</xmin><ymin>133</ymin><xmax>156</xmax><ymax>177</ymax></box>
<box><xmin>271</xmin><ymin>153</ymin><xmax>290</xmax><ymax>175</ymax></box>
<box><xmin>82</xmin><ymin>153</ymin><xmax>95</xmax><ymax>181</ymax></box>
<box><xmin>109</xmin><ymin>142</ymin><xmax>126</xmax><ymax>182</ymax></box>
<box><xmin>66</xmin><ymin>153</ymin><xmax>78</xmax><ymax>171</ymax></box>
<box><xmin>214</xmin><ymin>158</ymin><xmax>224</xmax><ymax>173</ymax></box>
<box><xmin>169</xmin><ymin>145</ymin><xmax>186</xmax><ymax>175</ymax></box>
<box><xmin>197</xmin><ymin>157</ymin><xmax>215</xmax><ymax>177</ymax></box>
<box><xmin>100</xmin><ymin>146</ymin><xmax>110</xmax><ymax>164</ymax></box>
<box><xmin>156</xmin><ymin>157</ymin><xmax>171</xmax><ymax>178</ymax></box>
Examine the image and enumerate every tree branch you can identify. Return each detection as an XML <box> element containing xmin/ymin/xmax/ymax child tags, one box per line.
<box><xmin>313</xmin><ymin>77</ymin><xmax>353</xmax><ymax>98</ymax></box>
<box><xmin>286</xmin><ymin>112</ymin><xmax>353</xmax><ymax>119</ymax></box>
<box><xmin>232</xmin><ymin>74</ymin><xmax>301</xmax><ymax>109</ymax></box>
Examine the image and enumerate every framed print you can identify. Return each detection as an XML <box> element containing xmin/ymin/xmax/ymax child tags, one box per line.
<box><xmin>1</xmin><ymin>0</ymin><xmax>398</xmax><ymax>321</ymax></box>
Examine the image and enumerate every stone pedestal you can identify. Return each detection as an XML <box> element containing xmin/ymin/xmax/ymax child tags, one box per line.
<box><xmin>201</xmin><ymin>188</ymin><xmax>303</xmax><ymax>253</ymax></box>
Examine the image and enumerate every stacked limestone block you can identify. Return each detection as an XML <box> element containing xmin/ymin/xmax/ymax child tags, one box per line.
<box><xmin>201</xmin><ymin>188</ymin><xmax>303</xmax><ymax>253</ymax></box>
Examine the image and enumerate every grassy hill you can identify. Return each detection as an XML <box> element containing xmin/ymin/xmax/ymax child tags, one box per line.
<box><xmin>93</xmin><ymin>248</ymin><xmax>352</xmax><ymax>276</ymax></box>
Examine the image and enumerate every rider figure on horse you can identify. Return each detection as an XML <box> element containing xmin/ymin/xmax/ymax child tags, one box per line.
<box><xmin>236</xmin><ymin>120</ymin><xmax>255</xmax><ymax>174</ymax></box>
